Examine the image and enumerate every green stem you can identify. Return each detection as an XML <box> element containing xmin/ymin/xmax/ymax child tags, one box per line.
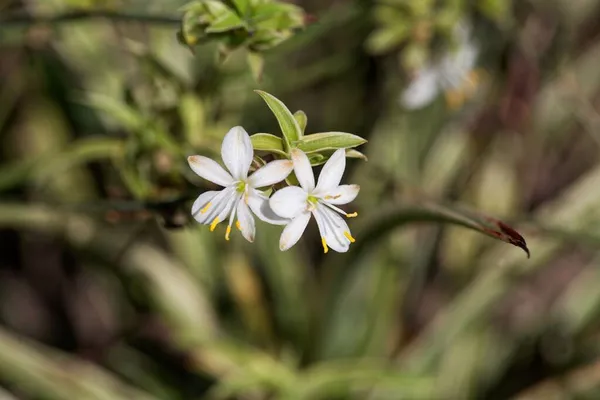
<box><xmin>0</xmin><ymin>10</ymin><xmax>181</xmax><ymax>27</ymax></box>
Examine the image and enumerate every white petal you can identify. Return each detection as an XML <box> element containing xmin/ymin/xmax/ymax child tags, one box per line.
<box><xmin>194</xmin><ymin>187</ymin><xmax>236</xmax><ymax>224</ymax></box>
<box><xmin>279</xmin><ymin>211</ymin><xmax>311</xmax><ymax>251</ymax></box>
<box><xmin>236</xmin><ymin>200</ymin><xmax>255</xmax><ymax>242</ymax></box>
<box><xmin>191</xmin><ymin>190</ymin><xmax>219</xmax><ymax>219</ymax></box>
<box><xmin>439</xmin><ymin>41</ymin><xmax>478</xmax><ymax>90</ymax></box>
<box><xmin>313</xmin><ymin>205</ymin><xmax>351</xmax><ymax>253</ymax></box>
<box><xmin>400</xmin><ymin>66</ymin><xmax>441</xmax><ymax>110</ymax></box>
<box><xmin>315</xmin><ymin>149</ymin><xmax>346</xmax><ymax>194</ymax></box>
<box><xmin>188</xmin><ymin>155</ymin><xmax>234</xmax><ymax>187</ymax></box>
<box><xmin>269</xmin><ymin>186</ymin><xmax>308</xmax><ymax>219</ymax></box>
<box><xmin>221</xmin><ymin>126</ymin><xmax>253</xmax><ymax>180</ymax></box>
<box><xmin>290</xmin><ymin>148</ymin><xmax>315</xmax><ymax>192</ymax></box>
<box><xmin>248</xmin><ymin>160</ymin><xmax>293</xmax><ymax>188</ymax></box>
<box><xmin>247</xmin><ymin>188</ymin><xmax>289</xmax><ymax>226</ymax></box>
<box><xmin>320</xmin><ymin>184</ymin><xmax>360</xmax><ymax>205</ymax></box>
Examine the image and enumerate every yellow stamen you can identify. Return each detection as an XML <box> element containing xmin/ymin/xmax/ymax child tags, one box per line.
<box><xmin>321</xmin><ymin>237</ymin><xmax>329</xmax><ymax>254</ymax></box>
<box><xmin>209</xmin><ymin>217</ymin><xmax>219</xmax><ymax>232</ymax></box>
<box><xmin>345</xmin><ymin>212</ymin><xmax>358</xmax><ymax>218</ymax></box>
<box><xmin>200</xmin><ymin>202</ymin><xmax>211</xmax><ymax>214</ymax></box>
<box><xmin>344</xmin><ymin>231</ymin><xmax>356</xmax><ymax>243</ymax></box>
<box><xmin>225</xmin><ymin>225</ymin><xmax>231</xmax><ymax>241</ymax></box>
<box><xmin>444</xmin><ymin>89</ymin><xmax>465</xmax><ymax>110</ymax></box>
<box><xmin>236</xmin><ymin>221</ymin><xmax>241</xmax><ymax>230</ymax></box>
<box><xmin>324</xmin><ymin>194</ymin><xmax>341</xmax><ymax>200</ymax></box>
<box><xmin>464</xmin><ymin>69</ymin><xmax>480</xmax><ymax>95</ymax></box>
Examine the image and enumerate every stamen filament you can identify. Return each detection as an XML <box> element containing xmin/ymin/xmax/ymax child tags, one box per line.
<box><xmin>200</xmin><ymin>202</ymin><xmax>211</xmax><ymax>214</ymax></box>
<box><xmin>210</xmin><ymin>217</ymin><xmax>220</xmax><ymax>231</ymax></box>
<box><xmin>321</xmin><ymin>237</ymin><xmax>329</xmax><ymax>254</ymax></box>
<box><xmin>344</xmin><ymin>231</ymin><xmax>356</xmax><ymax>243</ymax></box>
<box><xmin>321</xmin><ymin>200</ymin><xmax>358</xmax><ymax>218</ymax></box>
<box><xmin>225</xmin><ymin>196</ymin><xmax>240</xmax><ymax>240</ymax></box>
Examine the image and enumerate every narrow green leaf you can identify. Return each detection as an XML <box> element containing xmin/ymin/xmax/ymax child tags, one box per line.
<box><xmin>250</xmin><ymin>133</ymin><xmax>287</xmax><ymax>156</ymax></box>
<box><xmin>247</xmin><ymin>51</ymin><xmax>264</xmax><ymax>82</ymax></box>
<box><xmin>293</xmin><ymin>110</ymin><xmax>307</xmax><ymax>136</ymax></box>
<box><xmin>308</xmin><ymin>153</ymin><xmax>325</xmax><ymax>166</ymax></box>
<box><xmin>352</xmin><ymin>201</ymin><xmax>529</xmax><ymax>257</ymax></box>
<box><xmin>179</xmin><ymin>93</ymin><xmax>206</xmax><ymax>147</ymax></box>
<box><xmin>0</xmin><ymin>138</ymin><xmax>124</xmax><ymax>191</ymax></box>
<box><xmin>296</xmin><ymin>132</ymin><xmax>367</xmax><ymax>153</ymax></box>
<box><xmin>83</xmin><ymin>93</ymin><xmax>146</xmax><ymax>131</ymax></box>
<box><xmin>365</xmin><ymin>25</ymin><xmax>411</xmax><ymax>54</ymax></box>
<box><xmin>345</xmin><ymin>149</ymin><xmax>368</xmax><ymax>161</ymax></box>
<box><xmin>254</xmin><ymin>90</ymin><xmax>301</xmax><ymax>148</ymax></box>
<box><xmin>230</xmin><ymin>0</ymin><xmax>250</xmax><ymax>15</ymax></box>
<box><xmin>206</xmin><ymin>10</ymin><xmax>245</xmax><ymax>33</ymax></box>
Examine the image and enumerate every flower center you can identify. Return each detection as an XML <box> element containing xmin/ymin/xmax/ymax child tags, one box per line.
<box><xmin>306</xmin><ymin>195</ymin><xmax>319</xmax><ymax>211</ymax></box>
<box><xmin>235</xmin><ymin>181</ymin><xmax>247</xmax><ymax>193</ymax></box>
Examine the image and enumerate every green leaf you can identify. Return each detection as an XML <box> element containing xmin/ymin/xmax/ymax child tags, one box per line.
<box><xmin>247</xmin><ymin>51</ymin><xmax>264</xmax><ymax>82</ymax></box>
<box><xmin>250</xmin><ymin>133</ymin><xmax>287</xmax><ymax>156</ymax></box>
<box><xmin>254</xmin><ymin>90</ymin><xmax>302</xmax><ymax>149</ymax></box>
<box><xmin>206</xmin><ymin>10</ymin><xmax>245</xmax><ymax>33</ymax></box>
<box><xmin>83</xmin><ymin>93</ymin><xmax>147</xmax><ymax>131</ymax></box>
<box><xmin>345</xmin><ymin>149</ymin><xmax>368</xmax><ymax>161</ymax></box>
<box><xmin>296</xmin><ymin>132</ymin><xmax>367</xmax><ymax>153</ymax></box>
<box><xmin>308</xmin><ymin>153</ymin><xmax>326</xmax><ymax>166</ymax></box>
<box><xmin>0</xmin><ymin>137</ymin><xmax>126</xmax><ymax>192</ymax></box>
<box><xmin>293</xmin><ymin>110</ymin><xmax>307</xmax><ymax>136</ymax></box>
<box><xmin>252</xmin><ymin>2</ymin><xmax>305</xmax><ymax>29</ymax></box>
<box><xmin>230</xmin><ymin>0</ymin><xmax>250</xmax><ymax>15</ymax></box>
<box><xmin>352</xmin><ymin>201</ymin><xmax>530</xmax><ymax>257</ymax></box>
<box><xmin>365</xmin><ymin>25</ymin><xmax>411</xmax><ymax>54</ymax></box>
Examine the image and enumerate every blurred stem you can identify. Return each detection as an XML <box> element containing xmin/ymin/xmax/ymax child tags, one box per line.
<box><xmin>0</xmin><ymin>10</ymin><xmax>180</xmax><ymax>27</ymax></box>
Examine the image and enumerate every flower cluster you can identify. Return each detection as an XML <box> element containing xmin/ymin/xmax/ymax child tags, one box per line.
<box><xmin>400</xmin><ymin>22</ymin><xmax>481</xmax><ymax>111</ymax></box>
<box><xmin>188</xmin><ymin>126</ymin><xmax>360</xmax><ymax>253</ymax></box>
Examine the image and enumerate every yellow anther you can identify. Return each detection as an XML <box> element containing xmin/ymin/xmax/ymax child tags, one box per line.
<box><xmin>200</xmin><ymin>202</ymin><xmax>211</xmax><ymax>214</ymax></box>
<box><xmin>324</xmin><ymin>194</ymin><xmax>341</xmax><ymax>200</ymax></box>
<box><xmin>321</xmin><ymin>237</ymin><xmax>329</xmax><ymax>254</ymax></box>
<box><xmin>445</xmin><ymin>89</ymin><xmax>465</xmax><ymax>110</ymax></box>
<box><xmin>225</xmin><ymin>225</ymin><xmax>231</xmax><ymax>241</ymax></box>
<box><xmin>464</xmin><ymin>69</ymin><xmax>480</xmax><ymax>94</ymax></box>
<box><xmin>344</xmin><ymin>231</ymin><xmax>356</xmax><ymax>243</ymax></box>
<box><xmin>345</xmin><ymin>212</ymin><xmax>358</xmax><ymax>218</ymax></box>
<box><xmin>209</xmin><ymin>217</ymin><xmax>219</xmax><ymax>232</ymax></box>
<box><xmin>236</xmin><ymin>221</ymin><xmax>241</xmax><ymax>230</ymax></box>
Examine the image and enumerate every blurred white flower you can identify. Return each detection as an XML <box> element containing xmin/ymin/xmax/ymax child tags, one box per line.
<box><xmin>400</xmin><ymin>22</ymin><xmax>481</xmax><ymax>110</ymax></box>
<box><xmin>188</xmin><ymin>126</ymin><xmax>292</xmax><ymax>242</ymax></box>
<box><xmin>269</xmin><ymin>148</ymin><xmax>360</xmax><ymax>253</ymax></box>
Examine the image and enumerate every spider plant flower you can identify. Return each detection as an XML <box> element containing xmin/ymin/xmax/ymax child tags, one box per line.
<box><xmin>188</xmin><ymin>126</ymin><xmax>292</xmax><ymax>242</ymax></box>
<box><xmin>269</xmin><ymin>148</ymin><xmax>360</xmax><ymax>253</ymax></box>
<box><xmin>400</xmin><ymin>22</ymin><xmax>480</xmax><ymax>110</ymax></box>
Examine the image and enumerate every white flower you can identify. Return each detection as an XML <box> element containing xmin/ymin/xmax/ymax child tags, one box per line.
<box><xmin>400</xmin><ymin>22</ymin><xmax>480</xmax><ymax>110</ymax></box>
<box><xmin>188</xmin><ymin>126</ymin><xmax>292</xmax><ymax>242</ymax></box>
<box><xmin>269</xmin><ymin>148</ymin><xmax>360</xmax><ymax>253</ymax></box>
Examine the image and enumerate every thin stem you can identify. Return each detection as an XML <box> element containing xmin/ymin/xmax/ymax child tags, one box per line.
<box><xmin>0</xmin><ymin>10</ymin><xmax>181</xmax><ymax>27</ymax></box>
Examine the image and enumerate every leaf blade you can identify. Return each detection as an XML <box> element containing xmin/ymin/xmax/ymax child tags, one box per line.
<box><xmin>296</xmin><ymin>132</ymin><xmax>367</xmax><ymax>153</ymax></box>
<box><xmin>254</xmin><ymin>90</ymin><xmax>301</xmax><ymax>148</ymax></box>
<box><xmin>250</xmin><ymin>133</ymin><xmax>287</xmax><ymax>156</ymax></box>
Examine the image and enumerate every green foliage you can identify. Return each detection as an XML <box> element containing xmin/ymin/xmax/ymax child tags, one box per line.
<box><xmin>254</xmin><ymin>91</ymin><xmax>368</xmax><ymax>165</ymax></box>
<box><xmin>3</xmin><ymin>0</ymin><xmax>600</xmax><ymax>399</ymax></box>
<box><xmin>367</xmin><ymin>0</ymin><xmax>512</xmax><ymax>69</ymax></box>
<box><xmin>179</xmin><ymin>0</ymin><xmax>306</xmax><ymax>78</ymax></box>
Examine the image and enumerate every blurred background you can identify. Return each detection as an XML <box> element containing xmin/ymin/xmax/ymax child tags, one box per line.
<box><xmin>2</xmin><ymin>0</ymin><xmax>600</xmax><ymax>398</ymax></box>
